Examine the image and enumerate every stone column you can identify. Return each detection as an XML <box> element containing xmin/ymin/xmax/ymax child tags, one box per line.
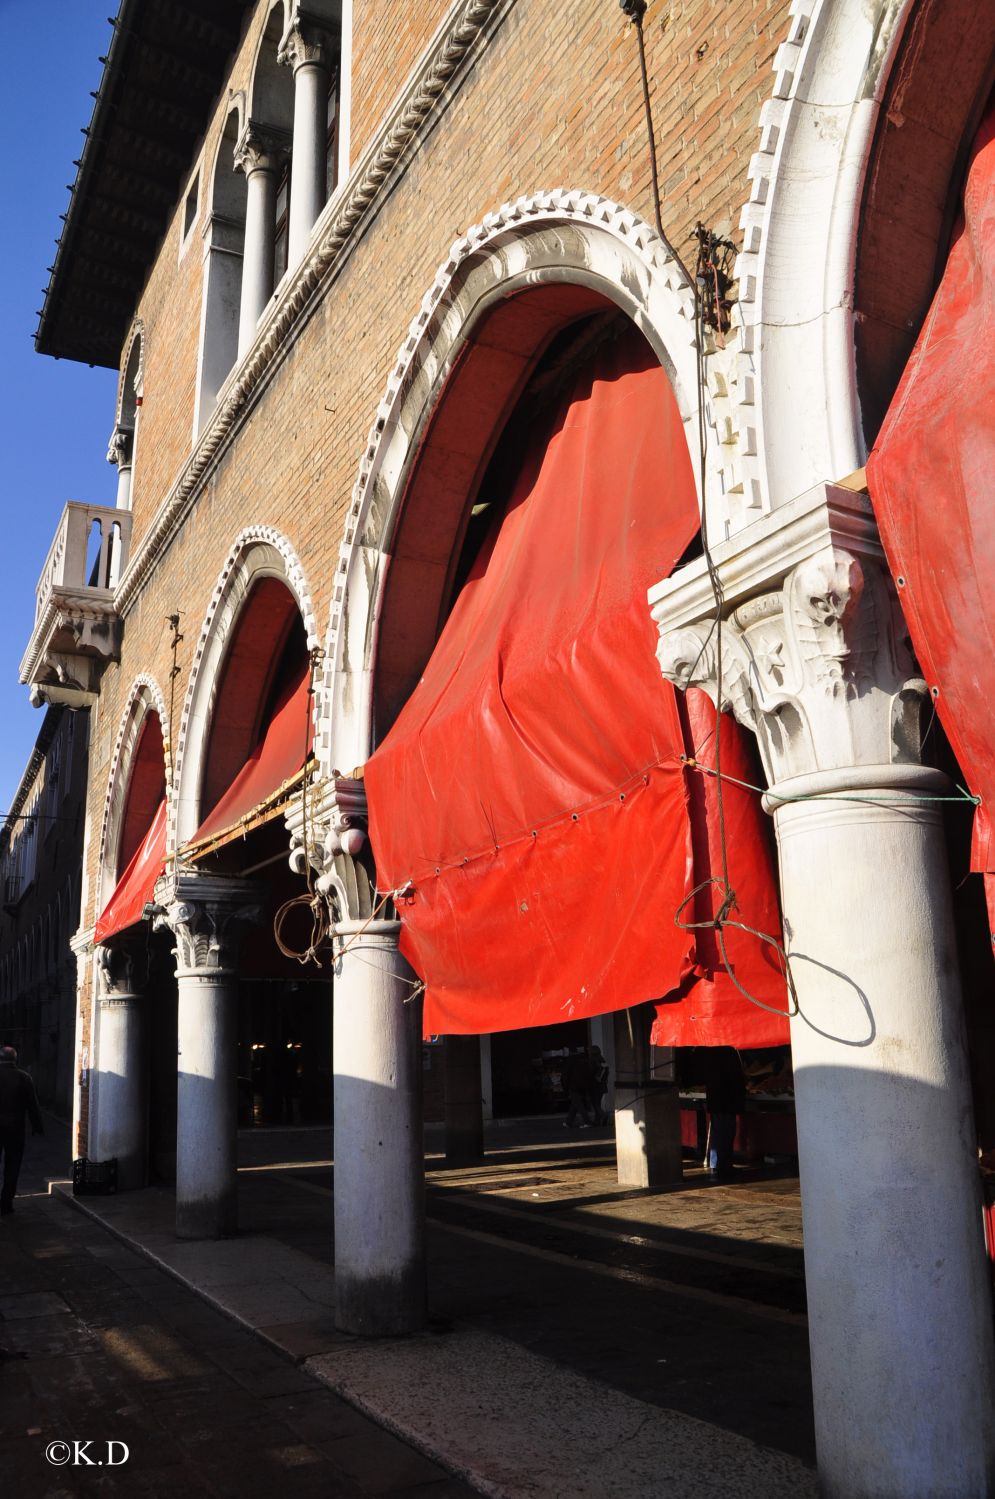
<box><xmin>92</xmin><ymin>941</ymin><xmax>148</xmax><ymax>1189</ymax></box>
<box><xmin>612</xmin><ymin>1005</ymin><xmax>682</xmax><ymax>1187</ymax></box>
<box><xmin>289</xmin><ymin>776</ymin><xmax>426</xmax><ymax>1336</ymax></box>
<box><xmin>158</xmin><ymin>878</ymin><xmax>260</xmax><ymax>1240</ymax></box>
<box><xmin>234</xmin><ymin>123</ymin><xmax>289</xmax><ymax>358</ymax></box>
<box><xmin>278</xmin><ymin>17</ymin><xmax>331</xmax><ymax>269</ymax></box>
<box><xmin>106</xmin><ymin>426</ymin><xmax>133</xmax><ymax>512</ymax></box>
<box><xmin>444</xmin><ymin>1035</ymin><xmax>484</xmax><ymax>1166</ymax></box>
<box><xmin>652</xmin><ymin>481</ymin><xmax>995</xmax><ymax>1498</ymax></box>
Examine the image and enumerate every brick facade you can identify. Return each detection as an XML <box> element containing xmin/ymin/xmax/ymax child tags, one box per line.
<box><xmin>34</xmin><ymin>0</ymin><xmax>793</xmax><ymax>1139</ymax></box>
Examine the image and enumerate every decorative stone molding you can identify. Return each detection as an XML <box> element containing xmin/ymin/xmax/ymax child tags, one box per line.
<box><xmin>155</xmin><ymin>875</ymin><xmax>262</xmax><ymax>979</ymax></box>
<box><xmin>320</xmin><ymin>188</ymin><xmax>700</xmax><ymax>774</ymax></box>
<box><xmin>234</xmin><ymin>120</ymin><xmax>291</xmax><ymax>176</ymax></box>
<box><xmin>115</xmin><ymin>318</ymin><xmax>145</xmax><ymax>424</ymax></box>
<box><xmin>728</xmin><ymin>0</ymin><xmax>913</xmax><ymax>517</ymax></box>
<box><xmin>95</xmin><ymin>675</ymin><xmax>172</xmax><ymax>914</ymax></box>
<box><xmin>278</xmin><ymin>13</ymin><xmax>332</xmax><ymax>73</ymax></box>
<box><xmin>113</xmin><ymin>0</ymin><xmax>516</xmax><ymax>618</ymax></box>
<box><xmin>171</xmin><ymin>527</ymin><xmax>318</xmax><ymax>852</ymax></box>
<box><xmin>286</xmin><ymin>775</ymin><xmax>383</xmax><ymax>928</ymax></box>
<box><xmin>106</xmin><ymin>426</ymin><xmax>132</xmax><ymax>469</ymax></box>
<box><xmin>650</xmin><ymin>482</ymin><xmax>926</xmax><ymax>793</ymax></box>
<box><xmin>95</xmin><ymin>940</ymin><xmax>139</xmax><ymax>1000</ymax></box>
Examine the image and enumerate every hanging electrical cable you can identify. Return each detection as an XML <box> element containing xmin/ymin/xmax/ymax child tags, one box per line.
<box><xmin>621</xmin><ymin>0</ymin><xmax>798</xmax><ymax>1020</ymax></box>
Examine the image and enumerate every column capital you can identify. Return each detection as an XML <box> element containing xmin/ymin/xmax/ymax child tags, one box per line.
<box><xmin>650</xmin><ymin>482</ymin><xmax>929</xmax><ymax>794</ymax></box>
<box><xmin>155</xmin><ymin>874</ymin><xmax>263</xmax><ymax>978</ymax></box>
<box><xmin>106</xmin><ymin>425</ymin><xmax>132</xmax><ymax>469</ymax></box>
<box><xmin>233</xmin><ymin>120</ymin><xmax>291</xmax><ymax>177</ymax></box>
<box><xmin>286</xmin><ymin>774</ymin><xmax>398</xmax><ymax>933</ymax></box>
<box><xmin>277</xmin><ymin>12</ymin><xmax>334</xmax><ymax>73</ymax></box>
<box><xmin>95</xmin><ymin>939</ymin><xmax>141</xmax><ymax>1001</ymax></box>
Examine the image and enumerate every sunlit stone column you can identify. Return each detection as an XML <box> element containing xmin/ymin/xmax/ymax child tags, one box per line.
<box><xmin>159</xmin><ymin>878</ymin><xmax>261</xmax><ymax>1239</ymax></box>
<box><xmin>278</xmin><ymin>16</ymin><xmax>332</xmax><ymax>268</ymax></box>
<box><xmin>652</xmin><ymin>481</ymin><xmax>995</xmax><ymax>1499</ymax></box>
<box><xmin>234</xmin><ymin>123</ymin><xmax>289</xmax><ymax>356</ymax></box>
<box><xmin>106</xmin><ymin>426</ymin><xmax>133</xmax><ymax>512</ymax></box>
<box><xmin>289</xmin><ymin>777</ymin><xmax>426</xmax><ymax>1336</ymax></box>
<box><xmin>92</xmin><ymin>940</ymin><xmax>148</xmax><ymax>1190</ymax></box>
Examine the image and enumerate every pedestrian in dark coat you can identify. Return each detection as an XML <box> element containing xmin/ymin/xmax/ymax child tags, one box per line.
<box><xmin>0</xmin><ymin>1046</ymin><xmax>44</xmax><ymax>1215</ymax></box>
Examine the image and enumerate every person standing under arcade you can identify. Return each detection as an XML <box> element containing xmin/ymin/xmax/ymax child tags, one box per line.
<box><xmin>0</xmin><ymin>1046</ymin><xmax>44</xmax><ymax>1216</ymax></box>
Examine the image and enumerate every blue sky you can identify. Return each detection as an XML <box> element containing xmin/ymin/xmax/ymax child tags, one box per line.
<box><xmin>0</xmin><ymin>4</ymin><xmax>119</xmax><ymax>810</ymax></box>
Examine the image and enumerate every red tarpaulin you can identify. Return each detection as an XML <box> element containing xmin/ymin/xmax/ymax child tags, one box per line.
<box><xmin>867</xmin><ymin>99</ymin><xmax>995</xmax><ymax>922</ymax></box>
<box><xmin>188</xmin><ymin>665</ymin><xmax>313</xmax><ymax>849</ymax></box>
<box><xmin>366</xmin><ymin>325</ymin><xmax>789</xmax><ymax>1041</ymax></box>
<box><xmin>94</xmin><ymin>797</ymin><xmax>167</xmax><ymax>944</ymax></box>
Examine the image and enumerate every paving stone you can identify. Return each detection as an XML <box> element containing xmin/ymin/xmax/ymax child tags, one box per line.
<box><xmin>0</xmin><ymin>1184</ymin><xmax>469</xmax><ymax>1499</ymax></box>
<box><xmin>0</xmin><ymin>1291</ymin><xmax>72</xmax><ymax>1320</ymax></box>
<box><xmin>321</xmin><ymin>1429</ymin><xmax>456</xmax><ymax>1494</ymax></box>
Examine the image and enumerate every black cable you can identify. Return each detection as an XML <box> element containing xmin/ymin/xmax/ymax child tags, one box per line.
<box><xmin>621</xmin><ymin>0</ymin><xmax>695</xmax><ymax>292</ymax></box>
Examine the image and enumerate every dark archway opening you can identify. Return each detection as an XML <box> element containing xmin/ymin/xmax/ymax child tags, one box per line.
<box><xmin>193</xmin><ymin>579</ymin><xmax>330</xmax><ymax>1128</ymax></box>
<box><xmin>371</xmin><ymin>291</ymin><xmax>731</xmax><ymax>1123</ymax></box>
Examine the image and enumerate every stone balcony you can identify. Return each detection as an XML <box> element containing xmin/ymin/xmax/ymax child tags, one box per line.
<box><xmin>19</xmin><ymin>502</ymin><xmax>132</xmax><ymax>708</ymax></box>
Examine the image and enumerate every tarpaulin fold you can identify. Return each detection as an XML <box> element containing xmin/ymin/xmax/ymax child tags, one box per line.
<box><xmin>186</xmin><ymin>666</ymin><xmax>313</xmax><ymax>852</ymax></box>
<box><xmin>94</xmin><ymin>798</ymin><xmax>167</xmax><ymax>945</ymax></box>
<box><xmin>367</xmin><ymin>325</ymin><xmax>788</xmax><ymax>1042</ymax></box>
<box><xmin>867</xmin><ymin>99</ymin><xmax>995</xmax><ymax>924</ymax></box>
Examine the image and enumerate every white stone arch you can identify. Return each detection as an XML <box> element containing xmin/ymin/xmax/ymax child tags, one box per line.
<box><xmin>115</xmin><ymin>317</ymin><xmax>146</xmax><ymax>426</ymax></box>
<box><xmin>172</xmin><ymin>526</ymin><xmax>319</xmax><ymax>849</ymax></box>
<box><xmin>323</xmin><ymin>188</ymin><xmax>702</xmax><ymax>774</ymax></box>
<box><xmin>731</xmin><ymin>0</ymin><xmax>995</xmax><ymax>513</ymax></box>
<box><xmin>96</xmin><ymin>675</ymin><xmax>172</xmax><ymax>913</ymax></box>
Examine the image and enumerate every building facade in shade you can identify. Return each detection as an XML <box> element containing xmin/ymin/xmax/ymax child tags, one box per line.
<box><xmin>19</xmin><ymin>0</ymin><xmax>995</xmax><ymax>1492</ymax></box>
<box><xmin>0</xmin><ymin>707</ymin><xmax>89</xmax><ymax>1115</ymax></box>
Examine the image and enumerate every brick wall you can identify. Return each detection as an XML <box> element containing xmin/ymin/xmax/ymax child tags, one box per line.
<box><xmin>73</xmin><ymin>0</ymin><xmax>792</xmax><ymax>1069</ymax></box>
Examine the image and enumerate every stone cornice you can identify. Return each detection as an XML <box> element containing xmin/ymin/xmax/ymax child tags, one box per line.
<box><xmin>114</xmin><ymin>0</ymin><xmax>514</xmax><ymax>619</ymax></box>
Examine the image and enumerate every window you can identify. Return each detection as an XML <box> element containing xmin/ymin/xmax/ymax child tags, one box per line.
<box><xmin>274</xmin><ymin>160</ymin><xmax>291</xmax><ymax>284</ymax></box>
<box><xmin>183</xmin><ymin>172</ymin><xmax>200</xmax><ymax>240</ymax></box>
<box><xmin>326</xmin><ymin>68</ymin><xmax>340</xmax><ymax>198</ymax></box>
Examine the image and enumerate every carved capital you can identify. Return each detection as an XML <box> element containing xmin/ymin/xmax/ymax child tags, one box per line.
<box><xmin>155</xmin><ymin>875</ymin><xmax>262</xmax><ymax>978</ymax></box>
<box><xmin>95</xmin><ymin>939</ymin><xmax>140</xmax><ymax>1000</ymax></box>
<box><xmin>650</xmin><ymin>484</ymin><xmax>928</xmax><ymax>792</ymax></box>
<box><xmin>278</xmin><ymin>16</ymin><xmax>332</xmax><ymax>72</ymax></box>
<box><xmin>233</xmin><ymin>121</ymin><xmax>291</xmax><ymax>177</ymax></box>
<box><xmin>286</xmin><ymin>774</ymin><xmax>390</xmax><ymax>929</ymax></box>
<box><xmin>106</xmin><ymin>426</ymin><xmax>132</xmax><ymax>469</ymax></box>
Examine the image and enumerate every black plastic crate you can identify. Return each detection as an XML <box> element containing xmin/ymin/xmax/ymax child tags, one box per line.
<box><xmin>72</xmin><ymin>1158</ymin><xmax>118</xmax><ymax>1196</ymax></box>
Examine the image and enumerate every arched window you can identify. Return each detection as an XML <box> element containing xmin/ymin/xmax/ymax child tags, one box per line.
<box><xmin>106</xmin><ymin>324</ymin><xmax>144</xmax><ymax>513</ymax></box>
<box><xmin>194</xmin><ymin>109</ymin><xmax>248</xmax><ymax>435</ymax></box>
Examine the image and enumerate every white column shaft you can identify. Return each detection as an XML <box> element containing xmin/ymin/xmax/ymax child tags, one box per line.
<box><xmin>93</xmin><ymin>995</ymin><xmax>148</xmax><ymax>1190</ymax></box>
<box><xmin>333</xmin><ymin>927</ymin><xmax>425</xmax><ymax>1335</ymax></box>
<box><xmin>288</xmin><ymin>61</ymin><xmax>328</xmax><ymax>268</ymax></box>
<box><xmin>114</xmin><ymin>462</ymin><xmax>133</xmax><ymax>512</ymax></box>
<box><xmin>237</xmin><ymin>165</ymin><xmax>278</xmax><ymax>357</ymax></box>
<box><xmin>175</xmin><ymin>973</ymin><xmax>238</xmax><ymax>1239</ymax></box>
<box><xmin>777</xmin><ymin>787</ymin><xmax>995</xmax><ymax>1497</ymax></box>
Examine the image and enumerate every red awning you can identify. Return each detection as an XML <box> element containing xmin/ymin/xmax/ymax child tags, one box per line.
<box><xmin>366</xmin><ymin>326</ymin><xmax>788</xmax><ymax>1041</ymax></box>
<box><xmin>867</xmin><ymin>99</ymin><xmax>995</xmax><ymax>919</ymax></box>
<box><xmin>186</xmin><ymin>665</ymin><xmax>313</xmax><ymax>852</ymax></box>
<box><xmin>94</xmin><ymin>798</ymin><xmax>167</xmax><ymax>944</ymax></box>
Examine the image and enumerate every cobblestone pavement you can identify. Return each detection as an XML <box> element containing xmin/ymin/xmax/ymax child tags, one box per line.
<box><xmin>0</xmin><ymin>1123</ymin><xmax>478</xmax><ymax>1499</ymax></box>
